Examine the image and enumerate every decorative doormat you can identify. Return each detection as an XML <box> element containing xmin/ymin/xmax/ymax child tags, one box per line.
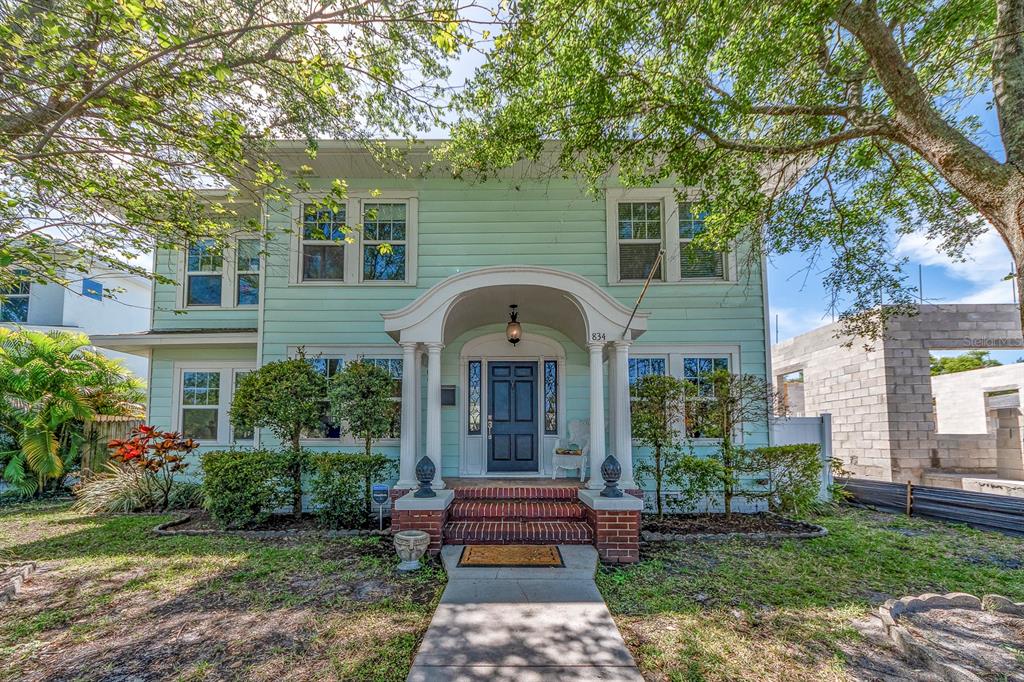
<box><xmin>458</xmin><ymin>545</ymin><xmax>563</xmax><ymax>567</ymax></box>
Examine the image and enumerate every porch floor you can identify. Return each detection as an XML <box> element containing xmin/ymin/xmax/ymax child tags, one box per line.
<box><xmin>445</xmin><ymin>477</ymin><xmax>587</xmax><ymax>489</ymax></box>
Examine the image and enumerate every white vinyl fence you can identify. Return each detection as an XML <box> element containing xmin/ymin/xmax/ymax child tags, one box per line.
<box><xmin>771</xmin><ymin>413</ymin><xmax>834</xmax><ymax>502</ymax></box>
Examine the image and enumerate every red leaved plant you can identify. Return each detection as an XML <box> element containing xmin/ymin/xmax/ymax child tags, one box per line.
<box><xmin>108</xmin><ymin>426</ymin><xmax>197</xmax><ymax>511</ymax></box>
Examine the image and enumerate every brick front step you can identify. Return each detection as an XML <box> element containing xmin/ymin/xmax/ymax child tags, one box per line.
<box><xmin>443</xmin><ymin>520</ymin><xmax>594</xmax><ymax>544</ymax></box>
<box><xmin>448</xmin><ymin>500</ymin><xmax>587</xmax><ymax>522</ymax></box>
<box><xmin>452</xmin><ymin>486</ymin><xmax>580</xmax><ymax>501</ymax></box>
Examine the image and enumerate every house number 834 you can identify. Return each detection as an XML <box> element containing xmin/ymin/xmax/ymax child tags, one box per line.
<box><xmin>590</xmin><ymin>332</ymin><xmax>606</xmax><ymax>341</ymax></box>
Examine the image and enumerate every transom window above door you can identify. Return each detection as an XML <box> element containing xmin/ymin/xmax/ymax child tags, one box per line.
<box><xmin>290</xmin><ymin>193</ymin><xmax>418</xmax><ymax>286</ymax></box>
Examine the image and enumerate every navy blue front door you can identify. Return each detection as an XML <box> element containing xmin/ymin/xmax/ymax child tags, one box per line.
<box><xmin>488</xmin><ymin>362</ymin><xmax>538</xmax><ymax>472</ymax></box>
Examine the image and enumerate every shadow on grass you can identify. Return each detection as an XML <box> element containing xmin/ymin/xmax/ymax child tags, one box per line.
<box><xmin>0</xmin><ymin>504</ymin><xmax>445</xmax><ymax>682</ymax></box>
<box><xmin>598</xmin><ymin>507</ymin><xmax>1024</xmax><ymax>618</ymax></box>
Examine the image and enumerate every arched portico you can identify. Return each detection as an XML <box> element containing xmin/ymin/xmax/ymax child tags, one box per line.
<box><xmin>381</xmin><ymin>266</ymin><xmax>649</xmax><ymax>492</ymax></box>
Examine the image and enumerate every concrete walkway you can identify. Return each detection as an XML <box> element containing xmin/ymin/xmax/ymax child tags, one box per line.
<box><xmin>407</xmin><ymin>545</ymin><xmax>644</xmax><ymax>682</ymax></box>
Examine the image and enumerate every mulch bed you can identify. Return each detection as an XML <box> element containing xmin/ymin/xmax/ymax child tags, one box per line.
<box><xmin>641</xmin><ymin>512</ymin><xmax>827</xmax><ymax>542</ymax></box>
<box><xmin>155</xmin><ymin>509</ymin><xmax>391</xmax><ymax>538</ymax></box>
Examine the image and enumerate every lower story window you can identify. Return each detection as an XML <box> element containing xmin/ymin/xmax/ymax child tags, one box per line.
<box><xmin>362</xmin><ymin>358</ymin><xmax>402</xmax><ymax>438</ymax></box>
<box><xmin>181</xmin><ymin>370</ymin><xmax>220</xmax><ymax>441</ymax></box>
<box><xmin>178</xmin><ymin>365</ymin><xmax>255</xmax><ymax>443</ymax></box>
<box><xmin>306</xmin><ymin>357</ymin><xmax>344</xmax><ymax>438</ymax></box>
<box><xmin>683</xmin><ymin>356</ymin><xmax>729</xmax><ymax>438</ymax></box>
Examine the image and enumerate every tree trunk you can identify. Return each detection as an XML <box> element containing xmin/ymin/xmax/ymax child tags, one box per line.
<box><xmin>654</xmin><ymin>445</ymin><xmax>663</xmax><ymax>519</ymax></box>
<box><xmin>290</xmin><ymin>432</ymin><xmax>302</xmax><ymax>518</ymax></box>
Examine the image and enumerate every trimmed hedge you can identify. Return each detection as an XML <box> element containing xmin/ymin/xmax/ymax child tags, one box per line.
<box><xmin>309</xmin><ymin>453</ymin><xmax>396</xmax><ymax>529</ymax></box>
<box><xmin>201</xmin><ymin>449</ymin><xmax>291</xmax><ymax>529</ymax></box>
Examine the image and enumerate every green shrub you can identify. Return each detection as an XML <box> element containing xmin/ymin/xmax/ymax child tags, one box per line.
<box><xmin>71</xmin><ymin>463</ymin><xmax>157</xmax><ymax>513</ymax></box>
<box><xmin>167</xmin><ymin>480</ymin><xmax>204</xmax><ymax>509</ymax></box>
<box><xmin>745</xmin><ymin>444</ymin><xmax>822</xmax><ymax>515</ymax></box>
<box><xmin>201</xmin><ymin>449</ymin><xmax>290</xmax><ymax>528</ymax></box>
<box><xmin>668</xmin><ymin>454</ymin><xmax>728</xmax><ymax>512</ymax></box>
<box><xmin>309</xmin><ymin>452</ymin><xmax>396</xmax><ymax>529</ymax></box>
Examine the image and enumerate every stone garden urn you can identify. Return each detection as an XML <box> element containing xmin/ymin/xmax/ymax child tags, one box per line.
<box><xmin>393</xmin><ymin>530</ymin><xmax>430</xmax><ymax>572</ymax></box>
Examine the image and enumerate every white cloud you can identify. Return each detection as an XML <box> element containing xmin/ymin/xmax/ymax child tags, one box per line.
<box><xmin>894</xmin><ymin>227</ymin><xmax>1013</xmax><ymax>301</ymax></box>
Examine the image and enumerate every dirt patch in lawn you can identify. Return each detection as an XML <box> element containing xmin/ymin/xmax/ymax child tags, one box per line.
<box><xmin>0</xmin><ymin>505</ymin><xmax>443</xmax><ymax>682</ymax></box>
<box><xmin>169</xmin><ymin>508</ymin><xmax>391</xmax><ymax>533</ymax></box>
<box><xmin>643</xmin><ymin>512</ymin><xmax>821</xmax><ymax>536</ymax></box>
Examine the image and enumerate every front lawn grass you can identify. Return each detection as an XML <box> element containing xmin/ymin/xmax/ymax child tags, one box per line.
<box><xmin>598</xmin><ymin>506</ymin><xmax>1024</xmax><ymax>681</ymax></box>
<box><xmin>0</xmin><ymin>501</ymin><xmax>444</xmax><ymax>681</ymax></box>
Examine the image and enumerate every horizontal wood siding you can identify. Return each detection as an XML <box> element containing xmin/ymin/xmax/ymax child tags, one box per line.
<box><xmin>151</xmin><ymin>241</ymin><xmax>259</xmax><ymax>330</ymax></box>
<box><xmin>148</xmin><ymin>172</ymin><xmax>769</xmax><ymax>481</ymax></box>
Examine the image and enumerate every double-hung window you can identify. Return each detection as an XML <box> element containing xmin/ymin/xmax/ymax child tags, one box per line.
<box><xmin>679</xmin><ymin>203</ymin><xmax>726</xmax><ymax>279</ymax></box>
<box><xmin>301</xmin><ymin>204</ymin><xmax>347</xmax><ymax>282</ymax></box>
<box><xmin>180</xmin><ymin>370</ymin><xmax>221</xmax><ymax>440</ymax></box>
<box><xmin>682</xmin><ymin>356</ymin><xmax>730</xmax><ymax>439</ymax></box>
<box><xmin>627</xmin><ymin>357</ymin><xmax>667</xmax><ymax>412</ymax></box>
<box><xmin>176</xmin><ymin>363</ymin><xmax>256</xmax><ymax>443</ymax></box>
<box><xmin>0</xmin><ymin>269</ymin><xmax>30</xmax><ymax>322</ymax></box>
<box><xmin>235</xmin><ymin>239</ymin><xmax>261</xmax><ymax>305</ymax></box>
<box><xmin>362</xmin><ymin>203</ymin><xmax>407</xmax><ymax>282</ymax></box>
<box><xmin>181</xmin><ymin>237</ymin><xmax>262</xmax><ymax>308</ymax></box>
<box><xmin>186</xmin><ymin>239</ymin><xmax>224</xmax><ymax>306</ymax></box>
<box><xmin>362</xmin><ymin>358</ymin><xmax>403</xmax><ymax>437</ymax></box>
<box><xmin>608</xmin><ymin>190</ymin><xmax>732</xmax><ymax>283</ymax></box>
<box><xmin>305</xmin><ymin>356</ymin><xmax>344</xmax><ymax>438</ymax></box>
<box><xmin>617</xmin><ymin>202</ymin><xmax>664</xmax><ymax>281</ymax></box>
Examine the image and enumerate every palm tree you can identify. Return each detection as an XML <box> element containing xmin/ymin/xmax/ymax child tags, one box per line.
<box><xmin>0</xmin><ymin>328</ymin><xmax>145</xmax><ymax>495</ymax></box>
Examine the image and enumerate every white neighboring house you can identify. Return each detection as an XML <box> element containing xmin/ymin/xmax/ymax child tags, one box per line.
<box><xmin>1</xmin><ymin>263</ymin><xmax>152</xmax><ymax>379</ymax></box>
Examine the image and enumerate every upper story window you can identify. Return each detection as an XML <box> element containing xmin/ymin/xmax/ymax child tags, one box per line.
<box><xmin>0</xmin><ymin>270</ymin><xmax>30</xmax><ymax>323</ymax></box>
<box><xmin>235</xmin><ymin>239</ymin><xmax>261</xmax><ymax>306</ymax></box>
<box><xmin>679</xmin><ymin>204</ymin><xmax>725</xmax><ymax>280</ymax></box>
<box><xmin>186</xmin><ymin>239</ymin><xmax>223</xmax><ymax>306</ymax></box>
<box><xmin>290</xmin><ymin>193</ymin><xmax>417</xmax><ymax>286</ymax></box>
<box><xmin>302</xmin><ymin>205</ymin><xmax>347</xmax><ymax>282</ymax></box>
<box><xmin>362</xmin><ymin>202</ymin><xmax>407</xmax><ymax>281</ymax></box>
<box><xmin>617</xmin><ymin>202</ymin><xmax>664</xmax><ymax>281</ymax></box>
<box><xmin>607</xmin><ymin>190</ymin><xmax>732</xmax><ymax>284</ymax></box>
<box><xmin>180</xmin><ymin>237</ymin><xmax>261</xmax><ymax>309</ymax></box>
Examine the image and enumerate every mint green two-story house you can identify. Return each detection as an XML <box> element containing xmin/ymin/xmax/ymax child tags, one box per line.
<box><xmin>94</xmin><ymin>142</ymin><xmax>771</xmax><ymax>563</ymax></box>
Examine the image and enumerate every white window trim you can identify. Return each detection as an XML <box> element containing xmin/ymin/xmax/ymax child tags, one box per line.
<box><xmin>288</xmin><ymin>190</ymin><xmax>418</xmax><ymax>287</ymax></box>
<box><xmin>171</xmin><ymin>361</ymin><xmax>256</xmax><ymax>446</ymax></box>
<box><xmin>627</xmin><ymin>344</ymin><xmax>743</xmax><ymax>444</ymax></box>
<box><xmin>176</xmin><ymin>234</ymin><xmax>263</xmax><ymax>310</ymax></box>
<box><xmin>287</xmin><ymin>345</ymin><xmax>404</xmax><ymax>446</ymax></box>
<box><xmin>606</xmin><ymin>188</ymin><xmax>736</xmax><ymax>285</ymax></box>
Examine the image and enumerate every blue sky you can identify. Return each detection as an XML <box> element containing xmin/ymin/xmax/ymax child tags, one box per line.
<box><xmin>766</xmin><ymin>97</ymin><xmax>1019</xmax><ymax>362</ymax></box>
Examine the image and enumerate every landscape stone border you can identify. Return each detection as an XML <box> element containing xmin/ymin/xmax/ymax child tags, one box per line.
<box><xmin>876</xmin><ymin>592</ymin><xmax>1024</xmax><ymax>682</ymax></box>
<box><xmin>0</xmin><ymin>562</ymin><xmax>36</xmax><ymax>604</ymax></box>
<box><xmin>641</xmin><ymin>523</ymin><xmax>828</xmax><ymax>543</ymax></box>
<box><xmin>153</xmin><ymin>515</ymin><xmax>390</xmax><ymax>539</ymax></box>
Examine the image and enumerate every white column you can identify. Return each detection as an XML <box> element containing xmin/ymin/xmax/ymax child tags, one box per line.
<box><xmin>414</xmin><ymin>347</ymin><xmax>423</xmax><ymax>468</ymax></box>
<box><xmin>612</xmin><ymin>340</ymin><xmax>636</xmax><ymax>490</ymax></box>
<box><xmin>425</xmin><ymin>342</ymin><xmax>445</xmax><ymax>489</ymax></box>
<box><xmin>587</xmin><ymin>341</ymin><xmax>607</xmax><ymax>489</ymax></box>
<box><xmin>397</xmin><ymin>341</ymin><xmax>418</xmax><ymax>489</ymax></box>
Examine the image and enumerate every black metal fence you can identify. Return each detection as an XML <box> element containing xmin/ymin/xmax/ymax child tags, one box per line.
<box><xmin>843</xmin><ymin>478</ymin><xmax>1024</xmax><ymax>537</ymax></box>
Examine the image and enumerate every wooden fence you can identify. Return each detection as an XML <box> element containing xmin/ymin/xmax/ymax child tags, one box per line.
<box><xmin>80</xmin><ymin>416</ymin><xmax>144</xmax><ymax>478</ymax></box>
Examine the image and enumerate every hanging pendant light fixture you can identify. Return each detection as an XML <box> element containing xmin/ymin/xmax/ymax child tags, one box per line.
<box><xmin>506</xmin><ymin>304</ymin><xmax>522</xmax><ymax>346</ymax></box>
